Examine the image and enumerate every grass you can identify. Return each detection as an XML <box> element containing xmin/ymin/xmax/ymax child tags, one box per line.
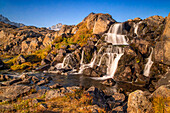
<box><xmin>152</xmin><ymin>97</ymin><xmax>170</xmax><ymax>113</ymax></box>
<box><xmin>52</xmin><ymin>22</ymin><xmax>94</xmax><ymax>50</ymax></box>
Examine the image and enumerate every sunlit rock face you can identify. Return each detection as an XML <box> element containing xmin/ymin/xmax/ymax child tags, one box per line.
<box><xmin>83</xmin><ymin>12</ymin><xmax>116</xmax><ymax>34</ymax></box>
<box><xmin>155</xmin><ymin>13</ymin><xmax>170</xmax><ymax>65</ymax></box>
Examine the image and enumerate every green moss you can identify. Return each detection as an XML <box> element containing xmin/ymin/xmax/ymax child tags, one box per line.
<box><xmin>11</xmin><ymin>62</ymin><xmax>32</xmax><ymax>70</ymax></box>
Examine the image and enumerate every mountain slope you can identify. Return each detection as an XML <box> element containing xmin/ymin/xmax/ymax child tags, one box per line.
<box><xmin>0</xmin><ymin>14</ymin><xmax>25</xmax><ymax>27</ymax></box>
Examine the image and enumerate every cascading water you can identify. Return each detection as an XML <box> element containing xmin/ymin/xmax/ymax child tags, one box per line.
<box><xmin>55</xmin><ymin>53</ymin><xmax>72</xmax><ymax>69</ymax></box>
<box><xmin>134</xmin><ymin>21</ymin><xmax>142</xmax><ymax>36</ymax></box>
<box><xmin>56</xmin><ymin>23</ymin><xmax>128</xmax><ymax>80</ymax></box>
<box><xmin>143</xmin><ymin>47</ymin><xmax>153</xmax><ymax>77</ymax></box>
<box><xmin>92</xmin><ymin>46</ymin><xmax>124</xmax><ymax>80</ymax></box>
<box><xmin>104</xmin><ymin>23</ymin><xmax>128</xmax><ymax>45</ymax></box>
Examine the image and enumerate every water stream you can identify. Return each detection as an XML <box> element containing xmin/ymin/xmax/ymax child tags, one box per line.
<box><xmin>143</xmin><ymin>47</ymin><xmax>153</xmax><ymax>77</ymax></box>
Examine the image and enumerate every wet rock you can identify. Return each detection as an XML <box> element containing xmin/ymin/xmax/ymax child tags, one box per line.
<box><xmin>40</xmin><ymin>59</ymin><xmax>51</xmax><ymax>65</ymax></box>
<box><xmin>83</xmin><ymin>68</ymin><xmax>92</xmax><ymax>76</ymax></box>
<box><xmin>20</xmin><ymin>73</ymin><xmax>29</xmax><ymax>80</ymax></box>
<box><xmin>102</xmin><ymin>79</ymin><xmax>116</xmax><ymax>86</ymax></box>
<box><xmin>0</xmin><ymin>85</ymin><xmax>32</xmax><ymax>102</ymax></box>
<box><xmin>49</xmin><ymin>83</ymin><xmax>63</xmax><ymax>89</ymax></box>
<box><xmin>32</xmin><ymin>76</ymin><xmax>40</xmax><ymax>83</ymax></box>
<box><xmin>37</xmin><ymin>78</ymin><xmax>50</xmax><ymax>86</ymax></box>
<box><xmin>3</xmin><ymin>78</ymin><xmax>22</xmax><ymax>86</ymax></box>
<box><xmin>127</xmin><ymin>90</ymin><xmax>153</xmax><ymax>113</ymax></box>
<box><xmin>36</xmin><ymin>64</ymin><xmax>50</xmax><ymax>71</ymax></box>
<box><xmin>16</xmin><ymin>77</ymin><xmax>32</xmax><ymax>85</ymax></box>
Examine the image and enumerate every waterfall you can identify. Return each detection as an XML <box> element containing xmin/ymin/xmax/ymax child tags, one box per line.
<box><xmin>134</xmin><ymin>21</ymin><xmax>142</xmax><ymax>36</ymax></box>
<box><xmin>80</xmin><ymin>50</ymin><xmax>84</xmax><ymax>65</ymax></box>
<box><xmin>55</xmin><ymin>53</ymin><xmax>72</xmax><ymax>69</ymax></box>
<box><xmin>92</xmin><ymin>46</ymin><xmax>124</xmax><ymax>80</ymax></box>
<box><xmin>143</xmin><ymin>47</ymin><xmax>153</xmax><ymax>77</ymax></box>
<box><xmin>104</xmin><ymin>23</ymin><xmax>128</xmax><ymax>45</ymax></box>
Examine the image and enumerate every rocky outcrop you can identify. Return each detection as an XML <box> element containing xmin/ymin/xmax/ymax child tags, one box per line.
<box><xmin>58</xmin><ymin>25</ymin><xmax>75</xmax><ymax>36</ymax></box>
<box><xmin>155</xmin><ymin>13</ymin><xmax>170</xmax><ymax>65</ymax></box>
<box><xmin>0</xmin><ymin>23</ymin><xmax>55</xmax><ymax>55</ymax></box>
<box><xmin>127</xmin><ymin>90</ymin><xmax>153</xmax><ymax>113</ymax></box>
<box><xmin>83</xmin><ymin>13</ymin><xmax>116</xmax><ymax>34</ymax></box>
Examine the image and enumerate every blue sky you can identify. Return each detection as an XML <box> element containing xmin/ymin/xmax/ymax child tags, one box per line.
<box><xmin>0</xmin><ymin>0</ymin><xmax>169</xmax><ymax>27</ymax></box>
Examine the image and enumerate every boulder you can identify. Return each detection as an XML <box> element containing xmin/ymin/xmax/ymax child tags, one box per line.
<box><xmin>151</xmin><ymin>85</ymin><xmax>170</xmax><ymax>98</ymax></box>
<box><xmin>0</xmin><ymin>85</ymin><xmax>32</xmax><ymax>102</ymax></box>
<box><xmin>155</xmin><ymin>71</ymin><xmax>170</xmax><ymax>89</ymax></box>
<box><xmin>83</xmin><ymin>13</ymin><xmax>116</xmax><ymax>35</ymax></box>
<box><xmin>127</xmin><ymin>90</ymin><xmax>153</xmax><ymax>113</ymax></box>
<box><xmin>49</xmin><ymin>83</ymin><xmax>63</xmax><ymax>89</ymax></box>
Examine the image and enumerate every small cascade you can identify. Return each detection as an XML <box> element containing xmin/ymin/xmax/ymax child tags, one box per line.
<box><xmin>78</xmin><ymin>50</ymin><xmax>97</xmax><ymax>74</ymax></box>
<box><xmin>143</xmin><ymin>47</ymin><xmax>153</xmax><ymax>77</ymax></box>
<box><xmin>55</xmin><ymin>53</ymin><xmax>72</xmax><ymax>69</ymax></box>
<box><xmin>80</xmin><ymin>50</ymin><xmax>84</xmax><ymax>65</ymax></box>
<box><xmin>92</xmin><ymin>46</ymin><xmax>124</xmax><ymax>80</ymax></box>
<box><xmin>104</xmin><ymin>23</ymin><xmax>128</xmax><ymax>45</ymax></box>
<box><xmin>134</xmin><ymin>21</ymin><xmax>142</xmax><ymax>36</ymax></box>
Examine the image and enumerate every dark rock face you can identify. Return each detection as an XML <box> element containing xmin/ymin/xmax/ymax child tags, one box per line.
<box><xmin>86</xmin><ymin>86</ymin><xmax>127</xmax><ymax>112</ymax></box>
<box><xmin>0</xmin><ymin>59</ymin><xmax>4</xmax><ymax>69</ymax></box>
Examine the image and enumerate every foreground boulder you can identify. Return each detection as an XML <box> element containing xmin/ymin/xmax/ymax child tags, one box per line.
<box><xmin>127</xmin><ymin>90</ymin><xmax>153</xmax><ymax>113</ymax></box>
<box><xmin>0</xmin><ymin>85</ymin><xmax>32</xmax><ymax>102</ymax></box>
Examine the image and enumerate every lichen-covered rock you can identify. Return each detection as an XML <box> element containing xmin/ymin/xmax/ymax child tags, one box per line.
<box><xmin>127</xmin><ymin>90</ymin><xmax>153</xmax><ymax>113</ymax></box>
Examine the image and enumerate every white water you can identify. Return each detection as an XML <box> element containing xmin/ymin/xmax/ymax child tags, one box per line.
<box><xmin>92</xmin><ymin>47</ymin><xmax>124</xmax><ymax>80</ymax></box>
<box><xmin>55</xmin><ymin>53</ymin><xmax>72</xmax><ymax>69</ymax></box>
<box><xmin>134</xmin><ymin>21</ymin><xmax>142</xmax><ymax>36</ymax></box>
<box><xmin>143</xmin><ymin>47</ymin><xmax>153</xmax><ymax>77</ymax></box>
<box><xmin>105</xmin><ymin>23</ymin><xmax>128</xmax><ymax>45</ymax></box>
